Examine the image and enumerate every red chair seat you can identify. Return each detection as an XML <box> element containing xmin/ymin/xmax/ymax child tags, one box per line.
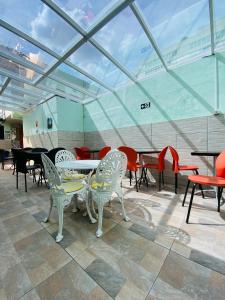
<box><xmin>188</xmin><ymin>174</ymin><xmax>225</xmax><ymax>187</ymax></box>
<box><xmin>179</xmin><ymin>165</ymin><xmax>198</xmax><ymax>171</ymax></box>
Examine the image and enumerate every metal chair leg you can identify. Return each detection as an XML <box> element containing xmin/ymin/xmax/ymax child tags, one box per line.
<box><xmin>175</xmin><ymin>173</ymin><xmax>178</xmax><ymax>194</ymax></box>
<box><xmin>186</xmin><ymin>183</ymin><xmax>196</xmax><ymax>223</ymax></box>
<box><xmin>162</xmin><ymin>171</ymin><xmax>164</xmax><ymax>185</ymax></box>
<box><xmin>158</xmin><ymin>172</ymin><xmax>161</xmax><ymax>191</ymax></box>
<box><xmin>194</xmin><ymin>170</ymin><xmax>204</xmax><ymax>198</ymax></box>
<box><xmin>182</xmin><ymin>180</ymin><xmax>190</xmax><ymax>206</ymax></box>
<box><xmin>135</xmin><ymin>171</ymin><xmax>138</xmax><ymax>192</ymax></box>
<box><xmin>24</xmin><ymin>173</ymin><xmax>27</xmax><ymax>192</ymax></box>
<box><xmin>217</xmin><ymin>187</ymin><xmax>222</xmax><ymax>212</ymax></box>
<box><xmin>16</xmin><ymin>172</ymin><xmax>18</xmax><ymax>189</ymax></box>
<box><xmin>129</xmin><ymin>171</ymin><xmax>132</xmax><ymax>186</ymax></box>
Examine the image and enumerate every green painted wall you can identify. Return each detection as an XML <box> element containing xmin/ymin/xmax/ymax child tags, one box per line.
<box><xmin>84</xmin><ymin>54</ymin><xmax>224</xmax><ymax>132</ymax></box>
<box><xmin>23</xmin><ymin>96</ymin><xmax>83</xmax><ymax>136</ymax></box>
<box><xmin>57</xmin><ymin>97</ymin><xmax>83</xmax><ymax>132</ymax></box>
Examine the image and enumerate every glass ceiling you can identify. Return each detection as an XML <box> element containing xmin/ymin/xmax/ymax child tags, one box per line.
<box><xmin>0</xmin><ymin>0</ymin><xmax>224</xmax><ymax>112</ymax></box>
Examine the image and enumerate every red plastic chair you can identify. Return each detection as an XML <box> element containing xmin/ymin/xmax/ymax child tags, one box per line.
<box><xmin>99</xmin><ymin>146</ymin><xmax>111</xmax><ymax>160</ymax></box>
<box><xmin>118</xmin><ymin>146</ymin><xmax>142</xmax><ymax>192</ymax></box>
<box><xmin>74</xmin><ymin>147</ymin><xmax>91</xmax><ymax>160</ymax></box>
<box><xmin>169</xmin><ymin>146</ymin><xmax>204</xmax><ymax>194</ymax></box>
<box><xmin>141</xmin><ymin>146</ymin><xmax>168</xmax><ymax>191</ymax></box>
<box><xmin>183</xmin><ymin>150</ymin><xmax>225</xmax><ymax>223</ymax></box>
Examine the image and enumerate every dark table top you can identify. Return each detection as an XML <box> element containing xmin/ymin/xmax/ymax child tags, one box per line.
<box><xmin>191</xmin><ymin>151</ymin><xmax>221</xmax><ymax>157</ymax></box>
<box><xmin>136</xmin><ymin>150</ymin><xmax>161</xmax><ymax>155</ymax></box>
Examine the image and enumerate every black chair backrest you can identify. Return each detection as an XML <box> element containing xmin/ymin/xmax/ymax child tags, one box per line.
<box><xmin>23</xmin><ymin>147</ymin><xmax>33</xmax><ymax>151</ymax></box>
<box><xmin>14</xmin><ymin>150</ymin><xmax>28</xmax><ymax>174</ymax></box>
<box><xmin>47</xmin><ymin>147</ymin><xmax>65</xmax><ymax>164</ymax></box>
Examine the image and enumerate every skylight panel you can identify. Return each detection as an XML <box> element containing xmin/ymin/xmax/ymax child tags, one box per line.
<box><xmin>94</xmin><ymin>6</ymin><xmax>163</xmax><ymax>79</ymax></box>
<box><xmin>137</xmin><ymin>0</ymin><xmax>211</xmax><ymax>66</ymax></box>
<box><xmin>1</xmin><ymin>0</ymin><xmax>81</xmax><ymax>55</ymax></box>
<box><xmin>68</xmin><ymin>42</ymin><xmax>130</xmax><ymax>88</ymax></box>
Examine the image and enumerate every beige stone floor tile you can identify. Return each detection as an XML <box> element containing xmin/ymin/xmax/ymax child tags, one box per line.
<box><xmin>74</xmin><ymin>249</ymin><xmax>96</xmax><ymax>269</ymax></box>
<box><xmin>115</xmin><ymin>281</ymin><xmax>147</xmax><ymax>300</ymax></box>
<box><xmin>20</xmin><ymin>289</ymin><xmax>41</xmax><ymax>300</ymax></box>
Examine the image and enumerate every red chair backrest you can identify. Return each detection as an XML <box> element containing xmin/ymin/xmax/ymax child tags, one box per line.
<box><xmin>118</xmin><ymin>146</ymin><xmax>137</xmax><ymax>171</ymax></box>
<box><xmin>216</xmin><ymin>150</ymin><xmax>225</xmax><ymax>178</ymax></box>
<box><xmin>74</xmin><ymin>147</ymin><xmax>90</xmax><ymax>160</ymax></box>
<box><xmin>169</xmin><ymin>146</ymin><xmax>179</xmax><ymax>173</ymax></box>
<box><xmin>80</xmin><ymin>146</ymin><xmax>91</xmax><ymax>159</ymax></box>
<box><xmin>99</xmin><ymin>146</ymin><xmax>111</xmax><ymax>160</ymax></box>
<box><xmin>158</xmin><ymin>146</ymin><xmax>168</xmax><ymax>171</ymax></box>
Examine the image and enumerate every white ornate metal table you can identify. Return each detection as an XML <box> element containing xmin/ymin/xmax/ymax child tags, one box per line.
<box><xmin>55</xmin><ymin>159</ymin><xmax>100</xmax><ymax>170</ymax></box>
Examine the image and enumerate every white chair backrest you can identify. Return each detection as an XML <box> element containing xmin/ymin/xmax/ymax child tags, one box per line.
<box><xmin>55</xmin><ymin>150</ymin><xmax>75</xmax><ymax>164</ymax></box>
<box><xmin>95</xmin><ymin>149</ymin><xmax>127</xmax><ymax>190</ymax></box>
<box><xmin>41</xmin><ymin>153</ymin><xmax>61</xmax><ymax>188</ymax></box>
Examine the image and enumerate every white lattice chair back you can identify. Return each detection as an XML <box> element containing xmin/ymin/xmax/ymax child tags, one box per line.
<box><xmin>42</xmin><ymin>153</ymin><xmax>61</xmax><ymax>189</ymax></box>
<box><xmin>55</xmin><ymin>150</ymin><xmax>75</xmax><ymax>164</ymax></box>
<box><xmin>95</xmin><ymin>149</ymin><xmax>127</xmax><ymax>191</ymax></box>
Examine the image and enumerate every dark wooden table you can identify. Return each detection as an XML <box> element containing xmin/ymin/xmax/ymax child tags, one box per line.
<box><xmin>191</xmin><ymin>151</ymin><xmax>221</xmax><ymax>174</ymax></box>
<box><xmin>191</xmin><ymin>151</ymin><xmax>220</xmax><ymax>157</ymax></box>
<box><xmin>136</xmin><ymin>150</ymin><xmax>161</xmax><ymax>155</ymax></box>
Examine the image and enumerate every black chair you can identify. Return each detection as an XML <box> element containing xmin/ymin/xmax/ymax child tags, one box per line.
<box><xmin>23</xmin><ymin>147</ymin><xmax>33</xmax><ymax>151</ymax></box>
<box><xmin>30</xmin><ymin>148</ymin><xmax>48</xmax><ymax>185</ymax></box>
<box><xmin>14</xmin><ymin>150</ymin><xmax>40</xmax><ymax>192</ymax></box>
<box><xmin>46</xmin><ymin>147</ymin><xmax>65</xmax><ymax>164</ymax></box>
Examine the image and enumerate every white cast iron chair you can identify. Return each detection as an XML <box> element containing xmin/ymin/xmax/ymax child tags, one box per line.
<box><xmin>89</xmin><ymin>149</ymin><xmax>130</xmax><ymax>237</ymax></box>
<box><xmin>55</xmin><ymin>149</ymin><xmax>86</xmax><ymax>181</ymax></box>
<box><xmin>41</xmin><ymin>153</ymin><xmax>95</xmax><ymax>242</ymax></box>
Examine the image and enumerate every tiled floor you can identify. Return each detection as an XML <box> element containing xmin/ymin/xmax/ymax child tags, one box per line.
<box><xmin>1</xmin><ymin>168</ymin><xmax>225</xmax><ymax>300</ymax></box>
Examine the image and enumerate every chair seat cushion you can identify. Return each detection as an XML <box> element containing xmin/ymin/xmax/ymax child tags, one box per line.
<box><xmin>188</xmin><ymin>175</ymin><xmax>225</xmax><ymax>187</ymax></box>
<box><xmin>59</xmin><ymin>181</ymin><xmax>84</xmax><ymax>193</ymax></box>
<box><xmin>63</xmin><ymin>173</ymin><xmax>86</xmax><ymax>181</ymax></box>
<box><xmin>91</xmin><ymin>180</ymin><xmax>111</xmax><ymax>190</ymax></box>
<box><xmin>179</xmin><ymin>165</ymin><xmax>198</xmax><ymax>171</ymax></box>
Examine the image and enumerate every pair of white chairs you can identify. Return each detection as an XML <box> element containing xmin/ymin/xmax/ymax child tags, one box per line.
<box><xmin>41</xmin><ymin>149</ymin><xmax>129</xmax><ymax>242</ymax></box>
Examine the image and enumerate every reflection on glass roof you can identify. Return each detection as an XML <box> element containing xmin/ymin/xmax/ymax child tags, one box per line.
<box><xmin>0</xmin><ymin>56</ymin><xmax>39</xmax><ymax>82</ymax></box>
<box><xmin>69</xmin><ymin>42</ymin><xmax>130</xmax><ymax>88</ymax></box>
<box><xmin>137</xmin><ymin>0</ymin><xmax>211</xmax><ymax>66</ymax></box>
<box><xmin>9</xmin><ymin>80</ymin><xmax>51</xmax><ymax>97</ymax></box>
<box><xmin>0</xmin><ymin>0</ymin><xmax>225</xmax><ymax>111</ymax></box>
<box><xmin>53</xmin><ymin>0</ymin><xmax>122</xmax><ymax>30</ymax></box>
<box><xmin>38</xmin><ymin>77</ymin><xmax>84</xmax><ymax>100</ymax></box>
<box><xmin>1</xmin><ymin>0</ymin><xmax>81</xmax><ymax>54</ymax></box>
<box><xmin>0</xmin><ymin>27</ymin><xmax>56</xmax><ymax>70</ymax></box>
<box><xmin>53</xmin><ymin>63</ymin><xmax>105</xmax><ymax>96</ymax></box>
<box><xmin>3</xmin><ymin>88</ymin><xmax>39</xmax><ymax>104</ymax></box>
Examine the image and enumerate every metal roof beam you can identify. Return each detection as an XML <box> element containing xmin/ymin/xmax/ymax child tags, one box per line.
<box><xmin>209</xmin><ymin>0</ymin><xmax>215</xmax><ymax>54</ymax></box>
<box><xmin>0</xmin><ymin>77</ymin><xmax>11</xmax><ymax>95</ymax></box>
<box><xmin>130</xmin><ymin>3</ymin><xmax>168</xmax><ymax>71</ymax></box>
